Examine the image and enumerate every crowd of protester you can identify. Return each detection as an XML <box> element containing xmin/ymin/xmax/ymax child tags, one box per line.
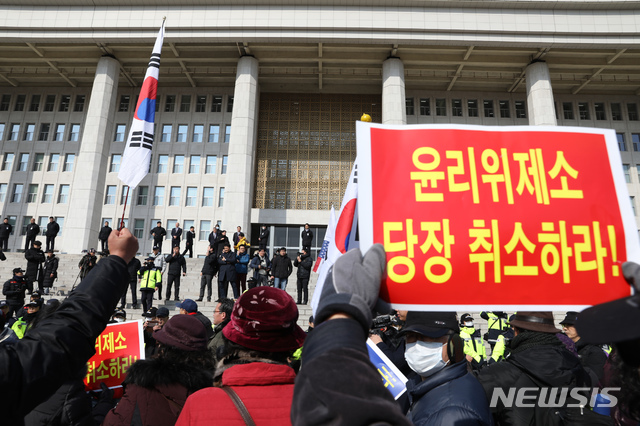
<box><xmin>0</xmin><ymin>229</ymin><xmax>639</xmax><ymax>425</ymax></box>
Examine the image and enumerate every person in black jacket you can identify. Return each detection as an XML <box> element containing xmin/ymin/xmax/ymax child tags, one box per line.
<box><xmin>78</xmin><ymin>249</ymin><xmax>97</xmax><ymax>282</ymax></box>
<box><xmin>301</xmin><ymin>223</ymin><xmax>313</xmax><ymax>252</ymax></box>
<box><xmin>197</xmin><ymin>246</ymin><xmax>217</xmax><ymax>302</ymax></box>
<box><xmin>0</xmin><ymin>217</ymin><xmax>12</xmax><ymax>251</ymax></box>
<box><xmin>165</xmin><ymin>246</ymin><xmax>186</xmax><ymax>301</ymax></box>
<box><xmin>560</xmin><ymin>311</ymin><xmax>607</xmax><ymax>383</ymax></box>
<box><xmin>24</xmin><ymin>218</ymin><xmax>40</xmax><ymax>251</ymax></box>
<box><xmin>293</xmin><ymin>248</ymin><xmax>313</xmax><ymax>304</ymax></box>
<box><xmin>25</xmin><ymin>240</ymin><xmax>45</xmax><ymax>293</ymax></box>
<box><xmin>171</xmin><ymin>222</ymin><xmax>182</xmax><ymax>249</ymax></box>
<box><xmin>217</xmin><ymin>244</ymin><xmax>238</xmax><ymax>299</ymax></box>
<box><xmin>3</xmin><ymin>268</ymin><xmax>29</xmax><ymax>318</ymax></box>
<box><xmin>99</xmin><ymin>221</ymin><xmax>112</xmax><ymax>252</ymax></box>
<box><xmin>45</xmin><ymin>217</ymin><xmax>60</xmax><ymax>252</ymax></box>
<box><xmin>0</xmin><ymin>227</ymin><xmax>137</xmax><ymax>424</ymax></box>
<box><xmin>150</xmin><ymin>221</ymin><xmax>166</xmax><ymax>252</ymax></box>
<box><xmin>207</xmin><ymin>225</ymin><xmax>220</xmax><ymax>250</ymax></box>
<box><xmin>41</xmin><ymin>250</ymin><xmax>59</xmax><ymax>295</ymax></box>
<box><xmin>182</xmin><ymin>226</ymin><xmax>195</xmax><ymax>258</ymax></box>
<box><xmin>232</xmin><ymin>226</ymin><xmax>242</xmax><ymax>252</ymax></box>
<box><xmin>257</xmin><ymin>224</ymin><xmax>269</xmax><ymax>251</ymax></box>
<box><xmin>120</xmin><ymin>257</ymin><xmax>141</xmax><ymax>309</ymax></box>
<box><xmin>215</xmin><ymin>230</ymin><xmax>230</xmax><ymax>258</ymax></box>
<box><xmin>271</xmin><ymin>247</ymin><xmax>293</xmax><ymax>291</ymax></box>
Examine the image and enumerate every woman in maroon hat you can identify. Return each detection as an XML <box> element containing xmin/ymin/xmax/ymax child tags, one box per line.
<box><xmin>102</xmin><ymin>315</ymin><xmax>215</xmax><ymax>426</ymax></box>
<box><xmin>176</xmin><ymin>287</ymin><xmax>306</xmax><ymax>425</ymax></box>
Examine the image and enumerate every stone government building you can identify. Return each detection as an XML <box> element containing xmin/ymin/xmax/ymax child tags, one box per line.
<box><xmin>0</xmin><ymin>0</ymin><xmax>638</xmax><ymax>255</ymax></box>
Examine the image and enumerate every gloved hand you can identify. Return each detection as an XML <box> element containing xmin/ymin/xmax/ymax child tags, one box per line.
<box><xmin>622</xmin><ymin>262</ymin><xmax>640</xmax><ymax>291</ymax></box>
<box><xmin>315</xmin><ymin>244</ymin><xmax>386</xmax><ymax>334</ymax></box>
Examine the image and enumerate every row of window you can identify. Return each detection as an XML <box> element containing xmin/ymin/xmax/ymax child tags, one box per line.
<box><xmin>113</xmin><ymin>123</ymin><xmax>231</xmax><ymax>143</ymax></box>
<box><xmin>104</xmin><ymin>185</ymin><xmax>226</xmax><ymax>208</ymax></box>
<box><xmin>1</xmin><ymin>152</ymin><xmax>74</xmax><ymax>172</ymax></box>
<box><xmin>405</xmin><ymin>98</ymin><xmax>640</xmax><ymax>122</ymax></box>
<box><xmin>616</xmin><ymin>133</ymin><xmax>640</xmax><ymax>152</ymax></box>
<box><xmin>144</xmin><ymin>154</ymin><xmax>227</xmax><ymax>175</ymax></box>
<box><xmin>0</xmin><ymin>183</ymin><xmax>70</xmax><ymax>204</ymax></box>
<box><xmin>116</xmin><ymin>94</ymin><xmax>233</xmax><ymax>114</ymax></box>
<box><xmin>0</xmin><ymin>123</ymin><xmax>81</xmax><ymax>143</ymax></box>
<box><xmin>0</xmin><ymin>94</ymin><xmax>85</xmax><ymax>113</ymax></box>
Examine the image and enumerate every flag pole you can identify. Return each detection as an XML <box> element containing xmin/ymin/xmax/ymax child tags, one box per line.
<box><xmin>119</xmin><ymin>186</ymin><xmax>130</xmax><ymax>231</ymax></box>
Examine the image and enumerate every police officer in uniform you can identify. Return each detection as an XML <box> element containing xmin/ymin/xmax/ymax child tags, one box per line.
<box><xmin>459</xmin><ymin>313</ymin><xmax>487</xmax><ymax>370</ymax></box>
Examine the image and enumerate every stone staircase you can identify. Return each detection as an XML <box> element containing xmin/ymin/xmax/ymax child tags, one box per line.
<box><xmin>0</xmin><ymin>252</ymin><xmax>316</xmax><ymax>329</ymax></box>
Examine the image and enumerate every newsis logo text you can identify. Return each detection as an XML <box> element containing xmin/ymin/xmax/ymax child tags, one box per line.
<box><xmin>489</xmin><ymin>387</ymin><xmax>620</xmax><ymax>408</ymax></box>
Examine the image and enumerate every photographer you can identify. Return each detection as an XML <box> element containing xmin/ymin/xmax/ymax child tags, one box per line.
<box><xmin>138</xmin><ymin>257</ymin><xmax>161</xmax><ymax>312</ymax></box>
<box><xmin>294</xmin><ymin>248</ymin><xmax>312</xmax><ymax>304</ymax></box>
<box><xmin>249</xmin><ymin>248</ymin><xmax>271</xmax><ymax>287</ymax></box>
<box><xmin>78</xmin><ymin>249</ymin><xmax>97</xmax><ymax>282</ymax></box>
<box><xmin>142</xmin><ymin>306</ymin><xmax>169</xmax><ymax>358</ymax></box>
<box><xmin>3</xmin><ymin>268</ymin><xmax>29</xmax><ymax>318</ymax></box>
<box><xmin>369</xmin><ymin>310</ymin><xmax>412</xmax><ymax>377</ymax></box>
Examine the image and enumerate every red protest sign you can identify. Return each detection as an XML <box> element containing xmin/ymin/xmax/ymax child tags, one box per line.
<box><xmin>357</xmin><ymin>123</ymin><xmax>639</xmax><ymax>311</ymax></box>
<box><xmin>84</xmin><ymin>320</ymin><xmax>145</xmax><ymax>392</ymax></box>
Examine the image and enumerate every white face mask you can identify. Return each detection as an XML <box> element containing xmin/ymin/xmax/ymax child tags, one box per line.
<box><xmin>464</xmin><ymin>321</ymin><xmax>474</xmax><ymax>327</ymax></box>
<box><xmin>114</xmin><ymin>317</ymin><xmax>125</xmax><ymax>323</ymax></box>
<box><xmin>405</xmin><ymin>340</ymin><xmax>449</xmax><ymax>377</ymax></box>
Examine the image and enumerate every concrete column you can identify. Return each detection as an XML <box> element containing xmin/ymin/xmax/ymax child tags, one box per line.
<box><xmin>526</xmin><ymin>61</ymin><xmax>557</xmax><ymax>126</ymax></box>
<box><xmin>65</xmin><ymin>56</ymin><xmax>119</xmax><ymax>253</ymax></box>
<box><xmin>221</xmin><ymin>56</ymin><xmax>259</xmax><ymax>241</ymax></box>
<box><xmin>382</xmin><ymin>58</ymin><xmax>406</xmax><ymax>125</ymax></box>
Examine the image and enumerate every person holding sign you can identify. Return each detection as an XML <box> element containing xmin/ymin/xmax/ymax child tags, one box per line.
<box><xmin>0</xmin><ymin>227</ymin><xmax>138</xmax><ymax>424</ymax></box>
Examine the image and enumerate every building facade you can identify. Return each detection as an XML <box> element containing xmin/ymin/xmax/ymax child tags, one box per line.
<box><xmin>0</xmin><ymin>1</ymin><xmax>638</xmax><ymax>254</ymax></box>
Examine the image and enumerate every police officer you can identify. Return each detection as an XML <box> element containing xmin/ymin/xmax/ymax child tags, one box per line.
<box><xmin>0</xmin><ymin>218</ymin><xmax>12</xmax><ymax>251</ymax></box>
<box><xmin>138</xmin><ymin>257</ymin><xmax>161</xmax><ymax>313</ymax></box>
<box><xmin>459</xmin><ymin>313</ymin><xmax>487</xmax><ymax>370</ymax></box>
<box><xmin>11</xmin><ymin>299</ymin><xmax>42</xmax><ymax>339</ymax></box>
<box><xmin>2</xmin><ymin>268</ymin><xmax>29</xmax><ymax>318</ymax></box>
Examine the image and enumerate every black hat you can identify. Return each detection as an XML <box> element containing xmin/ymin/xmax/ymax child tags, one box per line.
<box><xmin>113</xmin><ymin>308</ymin><xmax>126</xmax><ymax>318</ymax></box>
<box><xmin>576</xmin><ymin>295</ymin><xmax>640</xmax><ymax>344</ymax></box>
<box><xmin>142</xmin><ymin>307</ymin><xmax>158</xmax><ymax>318</ymax></box>
<box><xmin>460</xmin><ymin>313</ymin><xmax>474</xmax><ymax>325</ymax></box>
<box><xmin>13</xmin><ymin>268</ymin><xmax>24</xmax><ymax>274</ymax></box>
<box><xmin>145</xmin><ymin>256</ymin><xmax>155</xmax><ymax>262</ymax></box>
<box><xmin>509</xmin><ymin>312</ymin><xmax>561</xmax><ymax>334</ymax></box>
<box><xmin>559</xmin><ymin>311</ymin><xmax>579</xmax><ymax>326</ymax></box>
<box><xmin>399</xmin><ymin>312</ymin><xmax>459</xmax><ymax>338</ymax></box>
<box><xmin>156</xmin><ymin>307</ymin><xmax>170</xmax><ymax>318</ymax></box>
<box><xmin>26</xmin><ymin>299</ymin><xmax>43</xmax><ymax>308</ymax></box>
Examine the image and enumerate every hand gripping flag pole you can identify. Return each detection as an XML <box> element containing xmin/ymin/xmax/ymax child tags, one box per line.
<box><xmin>117</xmin><ymin>18</ymin><xmax>166</xmax><ymax>230</ymax></box>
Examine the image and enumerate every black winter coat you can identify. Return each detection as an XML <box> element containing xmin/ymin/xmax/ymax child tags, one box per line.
<box><xmin>23</xmin><ymin>379</ymin><xmax>93</xmax><ymax>426</ymax></box>
<box><xmin>127</xmin><ymin>258</ymin><xmax>141</xmax><ymax>282</ymax></box>
<box><xmin>171</xmin><ymin>227</ymin><xmax>182</xmax><ymax>241</ymax></box>
<box><xmin>42</xmin><ymin>256</ymin><xmax>59</xmax><ymax>288</ymax></box>
<box><xmin>215</xmin><ymin>235</ymin><xmax>230</xmax><ymax>257</ymax></box>
<box><xmin>207</xmin><ymin>231</ymin><xmax>220</xmax><ymax>249</ymax></box>
<box><xmin>271</xmin><ymin>254</ymin><xmax>292</xmax><ymax>279</ymax></box>
<box><xmin>476</xmin><ymin>332</ymin><xmax>591</xmax><ymax>425</ymax></box>
<box><xmin>301</xmin><ymin>229</ymin><xmax>313</xmax><ymax>246</ymax></box>
<box><xmin>258</xmin><ymin>227</ymin><xmax>269</xmax><ymax>246</ymax></box>
<box><xmin>0</xmin><ymin>222</ymin><xmax>12</xmax><ymax>238</ymax></box>
<box><xmin>26</xmin><ymin>223</ymin><xmax>40</xmax><ymax>238</ymax></box>
<box><xmin>294</xmin><ymin>253</ymin><xmax>313</xmax><ymax>279</ymax></box>
<box><xmin>201</xmin><ymin>253</ymin><xmax>217</xmax><ymax>275</ymax></box>
<box><xmin>98</xmin><ymin>226</ymin><xmax>112</xmax><ymax>241</ymax></box>
<box><xmin>185</xmin><ymin>230</ymin><xmax>195</xmax><ymax>245</ymax></box>
<box><xmin>0</xmin><ymin>256</ymin><xmax>129</xmax><ymax>424</ymax></box>
<box><xmin>575</xmin><ymin>338</ymin><xmax>607</xmax><ymax>382</ymax></box>
<box><xmin>3</xmin><ymin>276</ymin><xmax>29</xmax><ymax>304</ymax></box>
<box><xmin>217</xmin><ymin>251</ymin><xmax>237</xmax><ymax>282</ymax></box>
<box><xmin>25</xmin><ymin>248</ymin><xmax>45</xmax><ymax>285</ymax></box>
<box><xmin>165</xmin><ymin>253</ymin><xmax>186</xmax><ymax>276</ymax></box>
<box><xmin>150</xmin><ymin>226</ymin><xmax>166</xmax><ymax>241</ymax></box>
<box><xmin>45</xmin><ymin>222</ymin><xmax>60</xmax><ymax>238</ymax></box>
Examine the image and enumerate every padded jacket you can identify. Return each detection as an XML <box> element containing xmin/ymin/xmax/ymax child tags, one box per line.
<box><xmin>176</xmin><ymin>362</ymin><xmax>296</xmax><ymax>425</ymax></box>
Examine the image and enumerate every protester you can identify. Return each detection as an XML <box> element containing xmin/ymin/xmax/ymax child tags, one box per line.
<box><xmin>41</xmin><ymin>249</ymin><xmax>58</xmax><ymax>295</ymax></box>
<box><xmin>177</xmin><ymin>299</ymin><xmax>213</xmax><ymax>340</ymax></box>
<box><xmin>217</xmin><ymin>243</ymin><xmax>238</xmax><ymax>299</ymax></box>
<box><xmin>207</xmin><ymin>297</ymin><xmax>234</xmax><ymax>356</ymax></box>
<box><xmin>215</xmin><ymin>230</ymin><xmax>230</xmax><ymax>257</ymax></box>
<box><xmin>99</xmin><ymin>221</ymin><xmax>112</xmax><ymax>252</ymax></box>
<box><xmin>293</xmin><ymin>248</ymin><xmax>312</xmax><ymax>304</ymax></box>
<box><xmin>102</xmin><ymin>315</ymin><xmax>215</xmax><ymax>426</ymax></box>
<box><xmin>476</xmin><ymin>312</ymin><xmax>604</xmax><ymax>425</ymax></box>
<box><xmin>577</xmin><ymin>261</ymin><xmax>640</xmax><ymax>425</ymax></box>
<box><xmin>176</xmin><ymin>286</ymin><xmax>305</xmax><ymax>425</ymax></box>
<box><xmin>0</xmin><ymin>227</ymin><xmax>137</xmax><ymax>423</ymax></box>
<box><xmin>3</xmin><ymin>267</ymin><xmax>29</xmax><ymax>318</ymax></box>
<box><xmin>249</xmin><ymin>248</ymin><xmax>271</xmax><ymax>287</ymax></box>
<box><xmin>235</xmin><ymin>232</ymin><xmax>248</xmax><ymax>252</ymax></box>
<box><xmin>24</xmin><ymin>240</ymin><xmax>45</xmax><ymax>293</ymax></box>
<box><xmin>197</xmin><ymin>246</ymin><xmax>217</xmax><ymax>302</ymax></box>
<box><xmin>235</xmin><ymin>244</ymin><xmax>250</xmax><ymax>293</ymax></box>
<box><xmin>271</xmin><ymin>247</ymin><xmax>293</xmax><ymax>291</ymax></box>
<box><xmin>290</xmin><ymin>245</ymin><xmax>410</xmax><ymax>425</ymax></box>
<box><xmin>143</xmin><ymin>306</ymin><xmax>170</xmax><ymax>358</ymax></box>
<box><xmin>560</xmin><ymin>311</ymin><xmax>607</xmax><ymax>382</ymax></box>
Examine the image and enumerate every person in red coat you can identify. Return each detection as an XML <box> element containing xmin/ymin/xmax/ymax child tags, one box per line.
<box><xmin>176</xmin><ymin>286</ymin><xmax>306</xmax><ymax>425</ymax></box>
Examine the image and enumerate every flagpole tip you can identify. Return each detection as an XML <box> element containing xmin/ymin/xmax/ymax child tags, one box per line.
<box><xmin>162</xmin><ymin>16</ymin><xmax>166</xmax><ymax>21</ymax></box>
